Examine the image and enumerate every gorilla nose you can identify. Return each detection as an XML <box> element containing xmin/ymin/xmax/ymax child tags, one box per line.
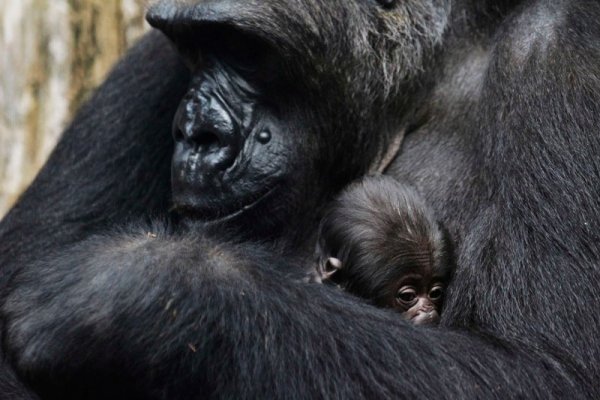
<box><xmin>174</xmin><ymin>95</ymin><xmax>241</xmax><ymax>172</ymax></box>
<box><xmin>412</xmin><ymin>310</ymin><xmax>440</xmax><ymax>326</ymax></box>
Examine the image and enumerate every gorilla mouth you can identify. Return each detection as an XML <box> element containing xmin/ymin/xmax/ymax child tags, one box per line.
<box><xmin>175</xmin><ymin>185</ymin><xmax>279</xmax><ymax>224</ymax></box>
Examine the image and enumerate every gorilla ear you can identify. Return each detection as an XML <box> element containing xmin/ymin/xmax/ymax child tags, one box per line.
<box><xmin>308</xmin><ymin>257</ymin><xmax>342</xmax><ymax>284</ymax></box>
<box><xmin>321</xmin><ymin>257</ymin><xmax>343</xmax><ymax>281</ymax></box>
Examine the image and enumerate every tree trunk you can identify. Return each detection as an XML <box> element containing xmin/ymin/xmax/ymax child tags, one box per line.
<box><xmin>0</xmin><ymin>0</ymin><xmax>148</xmax><ymax>217</ymax></box>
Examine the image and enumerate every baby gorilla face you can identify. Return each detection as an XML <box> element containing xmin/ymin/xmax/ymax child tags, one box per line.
<box><xmin>390</xmin><ymin>273</ymin><xmax>445</xmax><ymax>325</ymax></box>
<box><xmin>313</xmin><ymin>175</ymin><xmax>453</xmax><ymax>326</ymax></box>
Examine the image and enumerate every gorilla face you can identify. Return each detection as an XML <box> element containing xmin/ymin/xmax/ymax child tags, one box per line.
<box><xmin>147</xmin><ymin>0</ymin><xmax>450</xmax><ymax>236</ymax></box>
<box><xmin>170</xmin><ymin>47</ymin><xmax>293</xmax><ymax>226</ymax></box>
<box><xmin>165</xmin><ymin>26</ymin><xmax>329</xmax><ymax>236</ymax></box>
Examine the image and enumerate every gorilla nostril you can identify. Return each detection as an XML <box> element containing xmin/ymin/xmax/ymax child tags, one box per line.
<box><xmin>195</xmin><ymin>131</ymin><xmax>221</xmax><ymax>152</ymax></box>
<box><xmin>194</xmin><ymin>131</ymin><xmax>220</xmax><ymax>147</ymax></box>
<box><xmin>195</xmin><ymin>130</ymin><xmax>239</xmax><ymax>171</ymax></box>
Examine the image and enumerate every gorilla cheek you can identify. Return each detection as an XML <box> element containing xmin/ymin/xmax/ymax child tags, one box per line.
<box><xmin>228</xmin><ymin>123</ymin><xmax>291</xmax><ymax>197</ymax></box>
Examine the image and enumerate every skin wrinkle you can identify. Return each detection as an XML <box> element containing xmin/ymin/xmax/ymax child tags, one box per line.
<box><xmin>150</xmin><ymin>0</ymin><xmax>450</xmax><ymax>242</ymax></box>
<box><xmin>3</xmin><ymin>1</ymin><xmax>600</xmax><ymax>398</ymax></box>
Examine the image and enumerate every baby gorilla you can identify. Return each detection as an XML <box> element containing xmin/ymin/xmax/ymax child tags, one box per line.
<box><xmin>312</xmin><ymin>175</ymin><xmax>453</xmax><ymax>325</ymax></box>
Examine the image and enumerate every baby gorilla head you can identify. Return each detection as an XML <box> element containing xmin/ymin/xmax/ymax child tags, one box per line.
<box><xmin>313</xmin><ymin>175</ymin><xmax>453</xmax><ymax>325</ymax></box>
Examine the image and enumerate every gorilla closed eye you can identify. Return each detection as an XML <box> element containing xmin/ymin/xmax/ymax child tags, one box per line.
<box><xmin>179</xmin><ymin>24</ymin><xmax>279</xmax><ymax>83</ymax></box>
<box><xmin>4</xmin><ymin>0</ymin><xmax>600</xmax><ymax>398</ymax></box>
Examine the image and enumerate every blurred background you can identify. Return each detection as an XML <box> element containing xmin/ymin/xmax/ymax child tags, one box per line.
<box><xmin>0</xmin><ymin>0</ymin><xmax>149</xmax><ymax>218</ymax></box>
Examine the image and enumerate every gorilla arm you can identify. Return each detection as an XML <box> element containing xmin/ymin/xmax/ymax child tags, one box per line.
<box><xmin>2</xmin><ymin>227</ymin><xmax>587</xmax><ymax>399</ymax></box>
<box><xmin>0</xmin><ymin>31</ymin><xmax>189</xmax><ymax>269</ymax></box>
<box><xmin>0</xmin><ymin>31</ymin><xmax>189</xmax><ymax>400</ymax></box>
<box><xmin>3</xmin><ymin>0</ymin><xmax>600</xmax><ymax>398</ymax></box>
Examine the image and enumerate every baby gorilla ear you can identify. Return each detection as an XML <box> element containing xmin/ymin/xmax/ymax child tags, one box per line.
<box><xmin>323</xmin><ymin>257</ymin><xmax>342</xmax><ymax>279</ymax></box>
<box><xmin>307</xmin><ymin>257</ymin><xmax>343</xmax><ymax>284</ymax></box>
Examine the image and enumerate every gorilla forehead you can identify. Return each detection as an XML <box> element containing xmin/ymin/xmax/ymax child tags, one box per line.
<box><xmin>148</xmin><ymin>0</ymin><xmax>451</xmax><ymax>101</ymax></box>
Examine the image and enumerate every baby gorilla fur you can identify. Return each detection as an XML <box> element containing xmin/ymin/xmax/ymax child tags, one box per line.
<box><xmin>313</xmin><ymin>175</ymin><xmax>453</xmax><ymax>325</ymax></box>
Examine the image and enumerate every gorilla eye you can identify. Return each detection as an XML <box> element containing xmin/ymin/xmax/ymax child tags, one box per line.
<box><xmin>429</xmin><ymin>286</ymin><xmax>444</xmax><ymax>301</ymax></box>
<box><xmin>396</xmin><ymin>287</ymin><xmax>417</xmax><ymax>304</ymax></box>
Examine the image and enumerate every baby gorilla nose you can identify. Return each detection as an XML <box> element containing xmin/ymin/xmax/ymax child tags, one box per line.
<box><xmin>412</xmin><ymin>310</ymin><xmax>440</xmax><ymax>326</ymax></box>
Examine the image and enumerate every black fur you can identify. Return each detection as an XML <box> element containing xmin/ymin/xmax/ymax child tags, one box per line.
<box><xmin>314</xmin><ymin>175</ymin><xmax>452</xmax><ymax>309</ymax></box>
<box><xmin>2</xmin><ymin>0</ymin><xmax>600</xmax><ymax>398</ymax></box>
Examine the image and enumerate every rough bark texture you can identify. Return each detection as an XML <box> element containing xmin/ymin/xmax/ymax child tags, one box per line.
<box><xmin>0</xmin><ymin>0</ymin><xmax>148</xmax><ymax>217</ymax></box>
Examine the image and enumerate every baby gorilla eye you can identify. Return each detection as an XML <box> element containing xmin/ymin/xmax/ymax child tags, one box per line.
<box><xmin>429</xmin><ymin>285</ymin><xmax>444</xmax><ymax>301</ymax></box>
<box><xmin>396</xmin><ymin>287</ymin><xmax>417</xmax><ymax>304</ymax></box>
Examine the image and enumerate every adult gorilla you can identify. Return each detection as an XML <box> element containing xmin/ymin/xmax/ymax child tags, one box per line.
<box><xmin>2</xmin><ymin>0</ymin><xmax>600</xmax><ymax>398</ymax></box>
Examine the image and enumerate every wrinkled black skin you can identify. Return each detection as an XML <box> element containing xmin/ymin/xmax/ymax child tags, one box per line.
<box><xmin>3</xmin><ymin>0</ymin><xmax>600</xmax><ymax>399</ymax></box>
<box><xmin>168</xmin><ymin>33</ymin><xmax>311</xmax><ymax>240</ymax></box>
